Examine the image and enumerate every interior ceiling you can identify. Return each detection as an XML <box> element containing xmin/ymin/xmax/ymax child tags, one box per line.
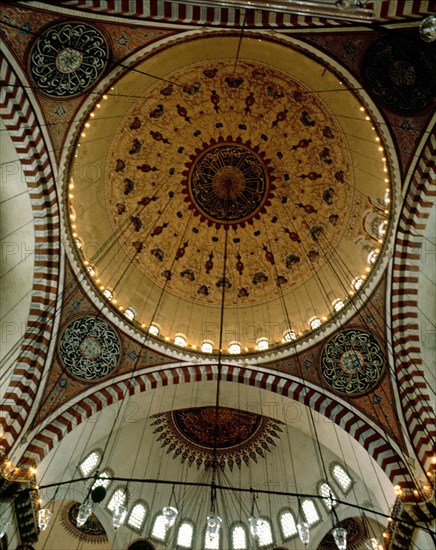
<box><xmin>70</xmin><ymin>33</ymin><xmax>391</xmax><ymax>352</ymax></box>
<box><xmin>0</xmin><ymin>2</ymin><xmax>434</xmax><ymax>549</ymax></box>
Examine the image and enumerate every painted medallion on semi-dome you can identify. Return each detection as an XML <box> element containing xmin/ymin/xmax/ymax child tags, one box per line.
<box><xmin>28</xmin><ymin>22</ymin><xmax>109</xmax><ymax>98</ymax></box>
<box><xmin>61</xmin><ymin>501</ymin><xmax>108</xmax><ymax>543</ymax></box>
<box><xmin>151</xmin><ymin>407</ymin><xmax>284</xmax><ymax>470</ymax></box>
<box><xmin>106</xmin><ymin>59</ymin><xmax>354</xmax><ymax>307</ymax></box>
<box><xmin>319</xmin><ymin>328</ymin><xmax>385</xmax><ymax>396</ymax></box>
<box><xmin>59</xmin><ymin>317</ymin><xmax>121</xmax><ymax>381</ymax></box>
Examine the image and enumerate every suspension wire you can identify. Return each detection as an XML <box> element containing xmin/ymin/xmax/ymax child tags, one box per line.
<box><xmin>11</xmin><ymin>475</ymin><xmax>436</xmax><ymax>535</ymax></box>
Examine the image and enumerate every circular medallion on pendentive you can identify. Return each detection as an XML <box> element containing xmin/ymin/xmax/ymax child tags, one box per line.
<box><xmin>184</xmin><ymin>140</ymin><xmax>274</xmax><ymax>227</ymax></box>
<box><xmin>320</xmin><ymin>328</ymin><xmax>385</xmax><ymax>396</ymax></box>
<box><xmin>362</xmin><ymin>35</ymin><xmax>436</xmax><ymax>113</ymax></box>
<box><xmin>28</xmin><ymin>22</ymin><xmax>109</xmax><ymax>98</ymax></box>
<box><xmin>59</xmin><ymin>317</ymin><xmax>121</xmax><ymax>381</ymax></box>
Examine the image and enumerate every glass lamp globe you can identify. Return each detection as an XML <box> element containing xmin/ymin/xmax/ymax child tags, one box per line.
<box><xmin>297</xmin><ymin>521</ymin><xmax>310</xmax><ymax>545</ymax></box>
<box><xmin>38</xmin><ymin>508</ymin><xmax>52</xmax><ymax>531</ymax></box>
<box><xmin>333</xmin><ymin>526</ymin><xmax>348</xmax><ymax>550</ymax></box>
<box><xmin>420</xmin><ymin>15</ymin><xmax>436</xmax><ymax>42</ymax></box>
<box><xmin>112</xmin><ymin>504</ymin><xmax>127</xmax><ymax>530</ymax></box>
<box><xmin>162</xmin><ymin>505</ymin><xmax>178</xmax><ymax>528</ymax></box>
<box><xmin>248</xmin><ymin>515</ymin><xmax>265</xmax><ymax>537</ymax></box>
<box><xmin>76</xmin><ymin>502</ymin><xmax>93</xmax><ymax>527</ymax></box>
<box><xmin>206</xmin><ymin>514</ymin><xmax>222</xmax><ymax>541</ymax></box>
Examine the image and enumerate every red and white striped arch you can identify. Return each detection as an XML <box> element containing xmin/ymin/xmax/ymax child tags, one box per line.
<box><xmin>390</xmin><ymin>132</ymin><xmax>436</xmax><ymax>474</ymax></box>
<box><xmin>0</xmin><ymin>51</ymin><xmax>61</xmax><ymax>451</ymax></box>
<box><xmin>56</xmin><ymin>0</ymin><xmax>435</xmax><ymax>28</ymax></box>
<box><xmin>22</xmin><ymin>363</ymin><xmax>414</xmax><ymax>492</ymax></box>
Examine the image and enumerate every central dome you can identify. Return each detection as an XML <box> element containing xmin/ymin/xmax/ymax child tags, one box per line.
<box><xmin>69</xmin><ymin>34</ymin><xmax>391</xmax><ymax>353</ymax></box>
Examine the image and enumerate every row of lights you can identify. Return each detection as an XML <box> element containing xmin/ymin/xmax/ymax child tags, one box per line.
<box><xmin>75</xmin><ymin>253</ymin><xmax>381</xmax><ymax>354</ymax></box>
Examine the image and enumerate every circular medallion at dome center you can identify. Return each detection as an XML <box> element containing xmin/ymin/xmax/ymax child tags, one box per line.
<box><xmin>188</xmin><ymin>142</ymin><xmax>270</xmax><ymax>225</ymax></box>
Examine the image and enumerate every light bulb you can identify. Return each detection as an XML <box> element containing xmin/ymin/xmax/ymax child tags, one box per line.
<box><xmin>76</xmin><ymin>502</ymin><xmax>93</xmax><ymax>527</ymax></box>
<box><xmin>112</xmin><ymin>504</ymin><xmax>127</xmax><ymax>530</ymax></box>
<box><xmin>162</xmin><ymin>505</ymin><xmax>178</xmax><ymax>528</ymax></box>
<box><xmin>297</xmin><ymin>521</ymin><xmax>310</xmax><ymax>545</ymax></box>
<box><xmin>38</xmin><ymin>508</ymin><xmax>52</xmax><ymax>531</ymax></box>
<box><xmin>333</xmin><ymin>526</ymin><xmax>348</xmax><ymax>550</ymax></box>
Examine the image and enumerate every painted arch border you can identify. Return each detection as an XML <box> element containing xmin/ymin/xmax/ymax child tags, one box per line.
<box><xmin>389</xmin><ymin>130</ymin><xmax>436</xmax><ymax>474</ymax></box>
<box><xmin>21</xmin><ymin>362</ymin><xmax>415</xmax><ymax>495</ymax></box>
<box><xmin>0</xmin><ymin>47</ymin><xmax>63</xmax><ymax>452</ymax></box>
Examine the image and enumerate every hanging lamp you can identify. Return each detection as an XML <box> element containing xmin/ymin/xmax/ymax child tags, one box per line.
<box><xmin>112</xmin><ymin>504</ymin><xmax>127</xmax><ymax>530</ymax></box>
<box><xmin>330</xmin><ymin>495</ymin><xmax>348</xmax><ymax>550</ymax></box>
<box><xmin>37</xmin><ymin>508</ymin><xmax>52</xmax><ymax>531</ymax></box>
<box><xmin>206</xmin><ymin>513</ymin><xmax>222</xmax><ymax>543</ymax></box>
<box><xmin>76</xmin><ymin>502</ymin><xmax>93</xmax><ymax>528</ymax></box>
<box><xmin>161</xmin><ymin>484</ymin><xmax>179</xmax><ymax>528</ymax></box>
<box><xmin>248</xmin><ymin>489</ymin><xmax>266</xmax><ymax>539</ymax></box>
<box><xmin>333</xmin><ymin>526</ymin><xmax>348</xmax><ymax>550</ymax></box>
<box><xmin>297</xmin><ymin>520</ymin><xmax>310</xmax><ymax>546</ymax></box>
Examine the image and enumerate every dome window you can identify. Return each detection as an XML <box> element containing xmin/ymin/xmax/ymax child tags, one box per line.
<box><xmin>107</xmin><ymin>488</ymin><xmax>127</xmax><ymax>513</ymax></box>
<box><xmin>367</xmin><ymin>250</ymin><xmax>378</xmax><ymax>264</ymax></box>
<box><xmin>256</xmin><ymin>337</ymin><xmax>269</xmax><ymax>351</ymax></box>
<box><xmin>103</xmin><ymin>289</ymin><xmax>113</xmax><ymax>300</ymax></box>
<box><xmin>124</xmin><ymin>307</ymin><xmax>136</xmax><ymax>321</ymax></box>
<box><xmin>332</xmin><ymin>464</ymin><xmax>353</xmax><ymax>493</ymax></box>
<box><xmin>228</xmin><ymin>341</ymin><xmax>241</xmax><ymax>354</ymax></box>
<box><xmin>174</xmin><ymin>334</ymin><xmax>187</xmax><ymax>347</ymax></box>
<box><xmin>319</xmin><ymin>482</ymin><xmax>338</xmax><ymax>510</ymax></box>
<box><xmin>148</xmin><ymin>324</ymin><xmax>160</xmax><ymax>336</ymax></box>
<box><xmin>332</xmin><ymin>299</ymin><xmax>345</xmax><ymax>312</ymax></box>
<box><xmin>78</xmin><ymin>451</ymin><xmax>100</xmax><ymax>476</ymax></box>
<box><xmin>352</xmin><ymin>277</ymin><xmax>364</xmax><ymax>290</ymax></box>
<box><xmin>127</xmin><ymin>502</ymin><xmax>147</xmax><ymax>531</ymax></box>
<box><xmin>302</xmin><ymin>499</ymin><xmax>319</xmax><ymax>526</ymax></box>
<box><xmin>232</xmin><ymin>524</ymin><xmax>247</xmax><ymax>549</ymax></box>
<box><xmin>279</xmin><ymin>510</ymin><xmax>297</xmax><ymax>539</ymax></box>
<box><xmin>201</xmin><ymin>341</ymin><xmax>213</xmax><ymax>353</ymax></box>
<box><xmin>283</xmin><ymin>329</ymin><xmax>297</xmax><ymax>342</ymax></box>
<box><xmin>309</xmin><ymin>318</ymin><xmax>321</xmax><ymax>330</ymax></box>
<box><xmin>177</xmin><ymin>522</ymin><xmax>194</xmax><ymax>548</ymax></box>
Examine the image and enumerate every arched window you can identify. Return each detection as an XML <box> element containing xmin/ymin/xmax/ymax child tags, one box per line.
<box><xmin>177</xmin><ymin>522</ymin><xmax>194</xmax><ymax>548</ymax></box>
<box><xmin>151</xmin><ymin>514</ymin><xmax>167</xmax><ymax>541</ymax></box>
<box><xmin>257</xmin><ymin>518</ymin><xmax>273</xmax><ymax>547</ymax></box>
<box><xmin>332</xmin><ymin>464</ymin><xmax>353</xmax><ymax>493</ymax></box>
<box><xmin>302</xmin><ymin>499</ymin><xmax>320</xmax><ymax>526</ymax></box>
<box><xmin>128</xmin><ymin>541</ymin><xmax>154</xmax><ymax>550</ymax></box>
<box><xmin>310</xmin><ymin>317</ymin><xmax>321</xmax><ymax>330</ymax></box>
<box><xmin>107</xmin><ymin>488</ymin><xmax>127</xmax><ymax>513</ymax></box>
<box><xmin>127</xmin><ymin>502</ymin><xmax>147</xmax><ymax>531</ymax></box>
<box><xmin>91</xmin><ymin>469</ymin><xmax>112</xmax><ymax>491</ymax></box>
<box><xmin>319</xmin><ymin>482</ymin><xmax>338</xmax><ymax>510</ymax></box>
<box><xmin>279</xmin><ymin>510</ymin><xmax>297</xmax><ymax>539</ymax></box>
<box><xmin>204</xmin><ymin>528</ymin><xmax>220</xmax><ymax>550</ymax></box>
<box><xmin>231</xmin><ymin>524</ymin><xmax>247</xmax><ymax>549</ymax></box>
<box><xmin>124</xmin><ymin>307</ymin><xmax>136</xmax><ymax>321</ymax></box>
<box><xmin>79</xmin><ymin>451</ymin><xmax>100</xmax><ymax>476</ymax></box>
